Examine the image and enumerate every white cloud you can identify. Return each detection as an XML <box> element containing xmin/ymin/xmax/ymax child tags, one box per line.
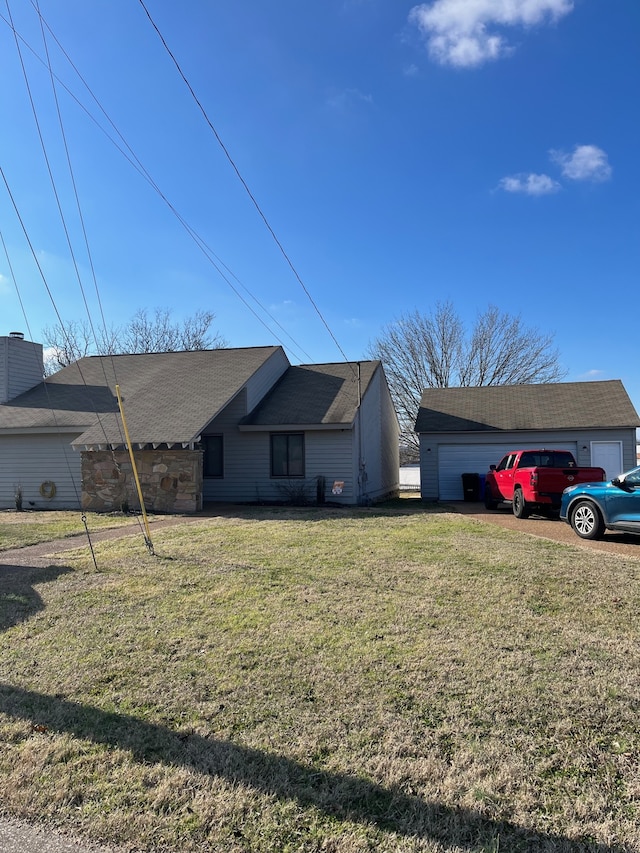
<box><xmin>269</xmin><ymin>299</ymin><xmax>296</xmax><ymax>314</ymax></box>
<box><xmin>326</xmin><ymin>88</ymin><xmax>374</xmax><ymax>110</ymax></box>
<box><xmin>409</xmin><ymin>0</ymin><xmax>574</xmax><ymax>68</ymax></box>
<box><xmin>43</xmin><ymin>346</ymin><xmax>60</xmax><ymax>364</ymax></box>
<box><xmin>550</xmin><ymin>144</ymin><xmax>612</xmax><ymax>182</ymax></box>
<box><xmin>498</xmin><ymin>173</ymin><xmax>561</xmax><ymax>195</ymax></box>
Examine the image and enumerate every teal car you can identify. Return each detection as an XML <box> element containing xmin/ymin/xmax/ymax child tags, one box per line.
<box><xmin>560</xmin><ymin>465</ymin><xmax>640</xmax><ymax>540</ymax></box>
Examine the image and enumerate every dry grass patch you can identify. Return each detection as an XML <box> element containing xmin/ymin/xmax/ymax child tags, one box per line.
<box><xmin>0</xmin><ymin>505</ymin><xmax>638</xmax><ymax>852</ymax></box>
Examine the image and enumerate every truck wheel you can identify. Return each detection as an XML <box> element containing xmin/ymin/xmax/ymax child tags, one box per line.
<box><xmin>484</xmin><ymin>485</ymin><xmax>498</xmax><ymax>510</ymax></box>
<box><xmin>570</xmin><ymin>500</ymin><xmax>605</xmax><ymax>540</ymax></box>
<box><xmin>513</xmin><ymin>488</ymin><xmax>530</xmax><ymax>519</ymax></box>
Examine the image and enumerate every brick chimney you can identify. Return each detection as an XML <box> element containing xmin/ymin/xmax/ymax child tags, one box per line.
<box><xmin>0</xmin><ymin>333</ymin><xmax>44</xmax><ymax>403</ymax></box>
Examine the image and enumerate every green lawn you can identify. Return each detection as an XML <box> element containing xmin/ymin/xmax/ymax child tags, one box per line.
<box><xmin>0</xmin><ymin>509</ymin><xmax>163</xmax><ymax>551</ymax></box>
<box><xmin>0</xmin><ymin>504</ymin><xmax>638</xmax><ymax>852</ymax></box>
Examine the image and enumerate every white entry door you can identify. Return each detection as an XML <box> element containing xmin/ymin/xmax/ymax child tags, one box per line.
<box><xmin>591</xmin><ymin>441</ymin><xmax>623</xmax><ymax>481</ymax></box>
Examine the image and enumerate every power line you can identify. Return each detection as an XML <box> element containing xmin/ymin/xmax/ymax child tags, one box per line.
<box><xmin>137</xmin><ymin>0</ymin><xmax>355</xmax><ymax>370</ymax></box>
<box><xmin>5</xmin><ymin>1</ymin><xmax>104</xmax><ymax>364</ymax></box>
<box><xmin>33</xmin><ymin>0</ymin><xmax>124</xmax><ymax>391</ymax></box>
<box><xmin>2</xmin><ymin>4</ymin><xmax>313</xmax><ymax>363</ymax></box>
<box><xmin>4</xmin><ymin>0</ymin><xmax>136</xmax><ymax>528</ymax></box>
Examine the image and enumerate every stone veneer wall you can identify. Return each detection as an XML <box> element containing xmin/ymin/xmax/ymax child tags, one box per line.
<box><xmin>81</xmin><ymin>449</ymin><xmax>203</xmax><ymax>513</ymax></box>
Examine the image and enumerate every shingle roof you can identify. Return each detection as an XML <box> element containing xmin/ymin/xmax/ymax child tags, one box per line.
<box><xmin>240</xmin><ymin>361</ymin><xmax>380</xmax><ymax>427</ymax></box>
<box><xmin>0</xmin><ymin>347</ymin><xmax>283</xmax><ymax>446</ymax></box>
<box><xmin>414</xmin><ymin>380</ymin><xmax>640</xmax><ymax>433</ymax></box>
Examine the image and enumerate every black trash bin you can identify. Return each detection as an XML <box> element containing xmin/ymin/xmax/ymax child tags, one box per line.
<box><xmin>461</xmin><ymin>472</ymin><xmax>480</xmax><ymax>501</ymax></box>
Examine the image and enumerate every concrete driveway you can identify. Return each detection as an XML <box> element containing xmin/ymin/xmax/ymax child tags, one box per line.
<box><xmin>452</xmin><ymin>501</ymin><xmax>640</xmax><ymax>559</ymax></box>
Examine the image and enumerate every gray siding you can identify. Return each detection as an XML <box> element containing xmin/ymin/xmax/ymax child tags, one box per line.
<box><xmin>202</xmin><ymin>363</ymin><xmax>399</xmax><ymax>507</ymax></box>
<box><xmin>0</xmin><ymin>432</ymin><xmax>82</xmax><ymax>509</ymax></box>
<box><xmin>357</xmin><ymin>367</ymin><xmax>399</xmax><ymax>501</ymax></box>
<box><xmin>418</xmin><ymin>428</ymin><xmax>637</xmax><ymax>501</ymax></box>
<box><xmin>244</xmin><ymin>348</ymin><xmax>289</xmax><ymax>412</ymax></box>
<box><xmin>202</xmin><ymin>391</ymin><xmax>257</xmax><ymax>502</ymax></box>
<box><xmin>378</xmin><ymin>367</ymin><xmax>400</xmax><ymax>497</ymax></box>
<box><xmin>305</xmin><ymin>430</ymin><xmax>355</xmax><ymax>504</ymax></box>
<box><xmin>203</xmin><ymin>391</ymin><xmax>357</xmax><ymax>504</ymax></box>
<box><xmin>0</xmin><ymin>336</ymin><xmax>43</xmax><ymax>403</ymax></box>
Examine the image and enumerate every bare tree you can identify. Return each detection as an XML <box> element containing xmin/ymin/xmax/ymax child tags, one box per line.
<box><xmin>42</xmin><ymin>319</ymin><xmax>93</xmax><ymax>374</ymax></box>
<box><xmin>42</xmin><ymin>319</ymin><xmax>119</xmax><ymax>375</ymax></box>
<box><xmin>460</xmin><ymin>306</ymin><xmax>564</xmax><ymax>387</ymax></box>
<box><xmin>43</xmin><ymin>308</ymin><xmax>227</xmax><ymax>374</ymax></box>
<box><xmin>368</xmin><ymin>302</ymin><xmax>566</xmax><ymax>457</ymax></box>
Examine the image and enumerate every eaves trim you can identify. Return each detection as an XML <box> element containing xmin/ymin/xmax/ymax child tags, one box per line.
<box><xmin>0</xmin><ymin>426</ymin><xmax>84</xmax><ymax>436</ymax></box>
<box><xmin>239</xmin><ymin>422</ymin><xmax>354</xmax><ymax>433</ymax></box>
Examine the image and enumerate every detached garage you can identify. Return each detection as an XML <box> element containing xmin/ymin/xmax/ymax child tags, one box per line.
<box><xmin>415</xmin><ymin>380</ymin><xmax>640</xmax><ymax>502</ymax></box>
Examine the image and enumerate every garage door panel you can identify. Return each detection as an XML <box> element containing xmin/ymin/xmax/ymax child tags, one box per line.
<box><xmin>438</xmin><ymin>442</ymin><xmax>578</xmax><ymax>501</ymax></box>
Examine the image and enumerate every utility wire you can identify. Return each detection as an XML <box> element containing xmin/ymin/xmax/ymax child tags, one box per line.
<box><xmin>1</xmin><ymin>221</ymin><xmax>97</xmax><ymax>569</ymax></box>
<box><xmin>5</xmin><ymin>2</ymin><xmax>103</xmax><ymax>370</ymax></box>
<box><xmin>4</xmin><ymin>1</ymin><xmax>145</xmax><ymax>553</ymax></box>
<box><xmin>1</xmin><ymin>169</ymin><xmax>148</xmax><ymax>555</ymax></box>
<box><xmin>137</xmin><ymin>0</ymin><xmax>355</xmax><ymax>371</ymax></box>
<box><xmin>32</xmin><ymin>0</ymin><xmax>155</xmax><ymax>547</ymax></box>
<box><xmin>4</xmin><ymin>4</ymin><xmax>361</xmax><ymax>380</ymax></box>
<box><xmin>34</xmin><ymin>0</ymin><xmax>126</xmax><ymax>437</ymax></box>
<box><xmin>1</xmin><ymin>4</ymin><xmax>312</xmax><ymax>363</ymax></box>
<box><xmin>5</xmin><ymin>0</ymin><xmax>126</xmax><ymax>446</ymax></box>
<box><xmin>18</xmin><ymin>2</ymin><xmax>315</xmax><ymax>364</ymax></box>
<box><xmin>1</xmin><ymin>4</ymin><xmax>342</xmax><ymax>556</ymax></box>
<box><xmin>0</xmin><ymin>169</ymin><xmax>118</xmax><ymax>455</ymax></box>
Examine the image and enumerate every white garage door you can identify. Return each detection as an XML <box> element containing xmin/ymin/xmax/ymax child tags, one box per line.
<box><xmin>438</xmin><ymin>442</ymin><xmax>578</xmax><ymax>500</ymax></box>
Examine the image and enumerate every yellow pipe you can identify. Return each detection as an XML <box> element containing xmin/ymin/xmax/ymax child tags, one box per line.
<box><xmin>115</xmin><ymin>384</ymin><xmax>153</xmax><ymax>552</ymax></box>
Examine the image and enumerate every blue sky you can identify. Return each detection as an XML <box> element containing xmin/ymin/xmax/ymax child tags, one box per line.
<box><xmin>1</xmin><ymin>1</ymin><xmax>639</xmax><ymax>414</ymax></box>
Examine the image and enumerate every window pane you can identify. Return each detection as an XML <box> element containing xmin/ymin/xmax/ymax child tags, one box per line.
<box><xmin>204</xmin><ymin>435</ymin><xmax>223</xmax><ymax>477</ymax></box>
<box><xmin>288</xmin><ymin>435</ymin><xmax>304</xmax><ymax>476</ymax></box>
<box><xmin>271</xmin><ymin>433</ymin><xmax>304</xmax><ymax>477</ymax></box>
<box><xmin>271</xmin><ymin>435</ymin><xmax>288</xmax><ymax>476</ymax></box>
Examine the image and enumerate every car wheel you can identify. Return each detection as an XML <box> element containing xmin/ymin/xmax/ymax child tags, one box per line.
<box><xmin>513</xmin><ymin>488</ymin><xmax>529</xmax><ymax>519</ymax></box>
<box><xmin>570</xmin><ymin>500</ymin><xmax>605</xmax><ymax>540</ymax></box>
<box><xmin>484</xmin><ymin>486</ymin><xmax>498</xmax><ymax>510</ymax></box>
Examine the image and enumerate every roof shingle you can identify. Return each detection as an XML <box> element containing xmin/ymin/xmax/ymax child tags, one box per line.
<box><xmin>0</xmin><ymin>347</ymin><xmax>283</xmax><ymax>446</ymax></box>
<box><xmin>414</xmin><ymin>380</ymin><xmax>640</xmax><ymax>433</ymax></box>
<box><xmin>241</xmin><ymin>361</ymin><xmax>380</xmax><ymax>427</ymax></box>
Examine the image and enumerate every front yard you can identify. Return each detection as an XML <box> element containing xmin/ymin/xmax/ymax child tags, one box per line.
<box><xmin>0</xmin><ymin>504</ymin><xmax>638</xmax><ymax>852</ymax></box>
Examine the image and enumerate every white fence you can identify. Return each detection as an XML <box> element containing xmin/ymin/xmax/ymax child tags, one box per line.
<box><xmin>399</xmin><ymin>465</ymin><xmax>420</xmax><ymax>492</ymax></box>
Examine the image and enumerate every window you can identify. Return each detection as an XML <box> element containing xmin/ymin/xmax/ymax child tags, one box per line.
<box><xmin>552</xmin><ymin>452</ymin><xmax>575</xmax><ymax>468</ymax></box>
<box><xmin>271</xmin><ymin>433</ymin><xmax>304</xmax><ymax>477</ymax></box>
<box><xmin>203</xmin><ymin>435</ymin><xmax>223</xmax><ymax>478</ymax></box>
<box><xmin>496</xmin><ymin>454</ymin><xmax>515</xmax><ymax>471</ymax></box>
<box><xmin>623</xmin><ymin>468</ymin><xmax>640</xmax><ymax>487</ymax></box>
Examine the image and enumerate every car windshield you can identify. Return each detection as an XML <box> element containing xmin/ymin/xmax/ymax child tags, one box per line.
<box><xmin>620</xmin><ymin>466</ymin><xmax>640</xmax><ymax>486</ymax></box>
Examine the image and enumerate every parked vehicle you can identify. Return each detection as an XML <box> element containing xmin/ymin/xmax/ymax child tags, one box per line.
<box><xmin>560</xmin><ymin>465</ymin><xmax>640</xmax><ymax>539</ymax></box>
<box><xmin>484</xmin><ymin>449</ymin><xmax>606</xmax><ymax>518</ymax></box>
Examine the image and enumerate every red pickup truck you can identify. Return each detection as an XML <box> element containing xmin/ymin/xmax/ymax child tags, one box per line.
<box><xmin>484</xmin><ymin>449</ymin><xmax>606</xmax><ymax>518</ymax></box>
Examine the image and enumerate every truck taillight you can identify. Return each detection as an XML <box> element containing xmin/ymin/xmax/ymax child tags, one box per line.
<box><xmin>530</xmin><ymin>472</ymin><xmax>538</xmax><ymax>487</ymax></box>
